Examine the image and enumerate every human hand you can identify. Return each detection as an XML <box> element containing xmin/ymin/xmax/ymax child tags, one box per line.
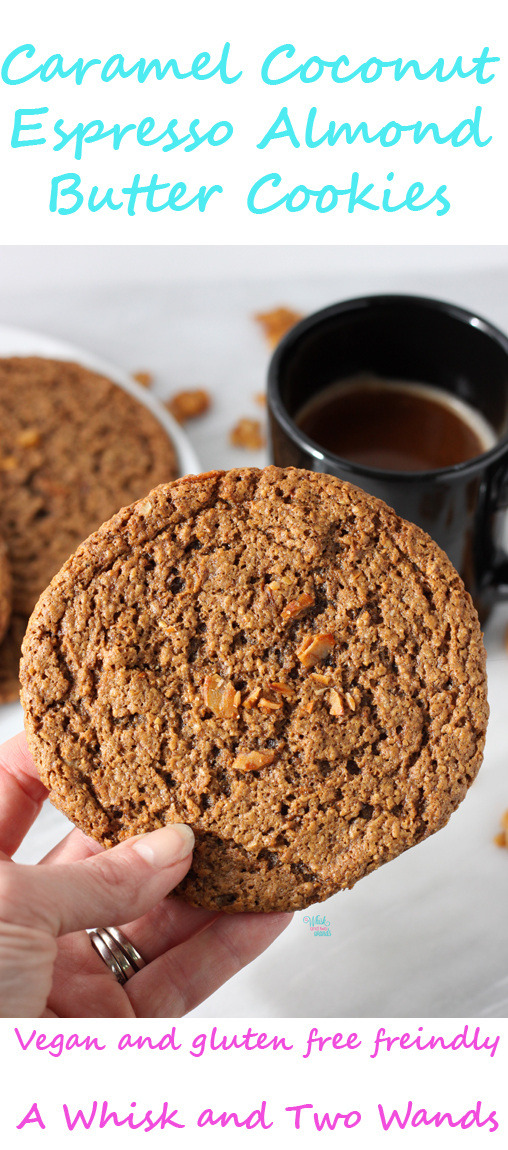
<box><xmin>0</xmin><ymin>732</ymin><xmax>292</xmax><ymax>1018</ymax></box>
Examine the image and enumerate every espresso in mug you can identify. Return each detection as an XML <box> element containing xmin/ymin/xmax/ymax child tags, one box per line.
<box><xmin>296</xmin><ymin>375</ymin><xmax>497</xmax><ymax>472</ymax></box>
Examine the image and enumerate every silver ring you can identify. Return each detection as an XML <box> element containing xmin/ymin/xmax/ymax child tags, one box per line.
<box><xmin>87</xmin><ymin>927</ymin><xmax>146</xmax><ymax>985</ymax></box>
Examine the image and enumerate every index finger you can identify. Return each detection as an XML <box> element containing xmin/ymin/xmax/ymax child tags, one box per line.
<box><xmin>0</xmin><ymin>731</ymin><xmax>48</xmax><ymax>857</ymax></box>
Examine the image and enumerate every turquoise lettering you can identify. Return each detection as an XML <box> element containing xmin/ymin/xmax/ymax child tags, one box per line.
<box><xmin>329</xmin><ymin>56</ymin><xmax>351</xmax><ymax>81</ymax></box>
<box><xmin>146</xmin><ymin>175</ymin><xmax>171</xmax><ymax>210</ymax></box>
<box><xmin>449</xmin><ymin>105</ymin><xmax>491</xmax><ymax>146</ymax></box>
<box><xmin>260</xmin><ymin>46</ymin><xmax>499</xmax><ymax>87</ymax></box>
<box><xmin>137</xmin><ymin>117</ymin><xmax>170</xmax><ymax>146</ymax></box>
<box><xmin>360</xmin><ymin>57</ymin><xmax>385</xmax><ymax>82</ymax></box>
<box><xmin>247</xmin><ymin>172</ymin><xmax>288</xmax><ymax>213</ymax></box>
<box><xmin>315</xmin><ymin>185</ymin><xmax>339</xmax><ymax>212</ymax></box>
<box><xmin>472</xmin><ymin>47</ymin><xmax>499</xmax><ymax>83</ymax></box>
<box><xmin>261</xmin><ymin>44</ymin><xmax>300</xmax><ymax>85</ymax></box>
<box><xmin>120</xmin><ymin>174</ymin><xmax>222</xmax><ymax>214</ymax></box>
<box><xmin>101</xmin><ymin>55</ymin><xmax>140</xmax><ymax>82</ymax></box>
<box><xmin>347</xmin><ymin>172</ymin><xmax>379</xmax><ymax>212</ymax></box>
<box><xmin>88</xmin><ymin>187</ymin><xmax>123</xmax><ymax>211</ymax></box>
<box><xmin>286</xmin><ymin>184</ymin><xmax>311</xmax><ymax>211</ymax></box>
<box><xmin>257</xmin><ymin>107</ymin><xmax>300</xmax><ymax>149</ymax></box>
<box><xmin>162</xmin><ymin>119</ymin><xmax>191</xmax><ymax>150</ymax></box>
<box><xmin>11</xmin><ymin>107</ymin><xmax>48</xmax><ymax>147</ymax></box>
<box><xmin>53</xmin><ymin>119</ymin><xmax>106</xmax><ymax>160</ymax></box>
<box><xmin>1</xmin><ymin>44</ymin><xmax>40</xmax><ymax>85</ymax></box>
<box><xmin>300</xmin><ymin>56</ymin><xmax>329</xmax><ymax>83</ymax></box>
<box><xmin>197</xmin><ymin>184</ymin><xmax>223</xmax><ymax>211</ymax></box>
<box><xmin>111</xmin><ymin>123</ymin><xmax>136</xmax><ymax>149</ymax></box>
<box><xmin>121</xmin><ymin>174</ymin><xmax>150</xmax><ymax>215</ymax></box>
<box><xmin>217</xmin><ymin>42</ymin><xmax>242</xmax><ymax>84</ymax></box>
<box><xmin>49</xmin><ymin>173</ymin><xmax>83</xmax><ymax>214</ymax></box>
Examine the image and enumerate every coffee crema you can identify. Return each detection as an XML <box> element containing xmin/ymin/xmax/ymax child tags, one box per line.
<box><xmin>296</xmin><ymin>376</ymin><xmax>497</xmax><ymax>472</ymax></box>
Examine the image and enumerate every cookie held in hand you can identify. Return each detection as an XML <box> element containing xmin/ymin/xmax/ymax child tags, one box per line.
<box><xmin>20</xmin><ymin>468</ymin><xmax>488</xmax><ymax>912</ymax></box>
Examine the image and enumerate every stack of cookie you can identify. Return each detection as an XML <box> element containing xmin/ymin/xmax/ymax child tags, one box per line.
<box><xmin>0</xmin><ymin>356</ymin><xmax>179</xmax><ymax>701</ymax></box>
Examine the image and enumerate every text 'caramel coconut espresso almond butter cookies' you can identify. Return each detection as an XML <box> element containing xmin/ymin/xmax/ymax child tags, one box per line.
<box><xmin>20</xmin><ymin>468</ymin><xmax>488</xmax><ymax>913</ymax></box>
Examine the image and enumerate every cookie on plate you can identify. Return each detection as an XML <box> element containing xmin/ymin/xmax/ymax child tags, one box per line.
<box><xmin>20</xmin><ymin>468</ymin><xmax>488</xmax><ymax>912</ymax></box>
<box><xmin>0</xmin><ymin>357</ymin><xmax>178</xmax><ymax>616</ymax></box>
<box><xmin>0</xmin><ymin>616</ymin><xmax>28</xmax><ymax>703</ymax></box>
<box><xmin>0</xmin><ymin>532</ymin><xmax>11</xmax><ymax>649</ymax></box>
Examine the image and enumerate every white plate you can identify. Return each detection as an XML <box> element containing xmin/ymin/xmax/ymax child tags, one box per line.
<box><xmin>0</xmin><ymin>323</ymin><xmax>200</xmax><ymax>744</ymax></box>
<box><xmin>0</xmin><ymin>323</ymin><xmax>200</xmax><ymax>477</ymax></box>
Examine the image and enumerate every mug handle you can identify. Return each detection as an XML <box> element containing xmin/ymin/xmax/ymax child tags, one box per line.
<box><xmin>483</xmin><ymin>459</ymin><xmax>508</xmax><ymax>596</ymax></box>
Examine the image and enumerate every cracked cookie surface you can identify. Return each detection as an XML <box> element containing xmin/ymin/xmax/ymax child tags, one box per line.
<box><xmin>20</xmin><ymin>467</ymin><xmax>488</xmax><ymax>912</ymax></box>
<box><xmin>0</xmin><ymin>356</ymin><xmax>178</xmax><ymax>616</ymax></box>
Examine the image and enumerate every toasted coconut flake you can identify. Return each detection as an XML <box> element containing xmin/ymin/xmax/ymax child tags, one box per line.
<box><xmin>329</xmin><ymin>688</ymin><xmax>346</xmax><ymax>717</ymax></box>
<box><xmin>203</xmin><ymin>674</ymin><xmax>239</xmax><ymax>718</ymax></box>
<box><xmin>229</xmin><ymin>417</ymin><xmax>265</xmax><ymax>450</ymax></box>
<box><xmin>494</xmin><ymin>808</ymin><xmax>508</xmax><ymax>848</ymax></box>
<box><xmin>166</xmin><ymin>388</ymin><xmax>210</xmax><ymax>423</ymax></box>
<box><xmin>243</xmin><ymin>686</ymin><xmax>261</xmax><ymax>710</ymax></box>
<box><xmin>281</xmin><ymin>592</ymin><xmax>315</xmax><ymax>622</ymax></box>
<box><xmin>233</xmin><ymin>750</ymin><xmax>276</xmax><ymax>772</ymax></box>
<box><xmin>17</xmin><ymin>428</ymin><xmax>41</xmax><ymax>448</ymax></box>
<box><xmin>258</xmin><ymin>697</ymin><xmax>283</xmax><ymax>712</ymax></box>
<box><xmin>269</xmin><ymin>682</ymin><xmax>294</xmax><ymax>698</ymax></box>
<box><xmin>296</xmin><ymin>632</ymin><xmax>335</xmax><ymax>669</ymax></box>
<box><xmin>133</xmin><ymin>371</ymin><xmax>153</xmax><ymax>388</ymax></box>
<box><xmin>254</xmin><ymin>306</ymin><xmax>303</xmax><ymax>347</ymax></box>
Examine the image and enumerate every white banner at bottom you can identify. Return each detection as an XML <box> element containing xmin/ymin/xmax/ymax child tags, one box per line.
<box><xmin>1</xmin><ymin>1017</ymin><xmax>506</xmax><ymax>1146</ymax></box>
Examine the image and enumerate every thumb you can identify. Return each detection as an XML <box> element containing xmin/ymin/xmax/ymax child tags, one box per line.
<box><xmin>0</xmin><ymin>824</ymin><xmax>195</xmax><ymax>1017</ymax></box>
<box><xmin>0</xmin><ymin>824</ymin><xmax>195</xmax><ymax>939</ymax></box>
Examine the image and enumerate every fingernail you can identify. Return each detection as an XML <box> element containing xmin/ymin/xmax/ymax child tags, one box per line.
<box><xmin>132</xmin><ymin>824</ymin><xmax>195</xmax><ymax>867</ymax></box>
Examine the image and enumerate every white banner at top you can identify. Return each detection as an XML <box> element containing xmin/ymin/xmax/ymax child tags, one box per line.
<box><xmin>0</xmin><ymin>0</ymin><xmax>506</xmax><ymax>244</ymax></box>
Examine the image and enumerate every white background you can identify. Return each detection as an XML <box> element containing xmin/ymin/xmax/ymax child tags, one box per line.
<box><xmin>0</xmin><ymin>0</ymin><xmax>506</xmax><ymax>242</ymax></box>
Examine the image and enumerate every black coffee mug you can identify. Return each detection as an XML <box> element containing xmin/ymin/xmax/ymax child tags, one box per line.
<box><xmin>267</xmin><ymin>294</ymin><xmax>508</xmax><ymax>620</ymax></box>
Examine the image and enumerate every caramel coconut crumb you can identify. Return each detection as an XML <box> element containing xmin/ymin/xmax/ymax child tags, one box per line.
<box><xmin>243</xmin><ymin>686</ymin><xmax>261</xmax><ymax>710</ymax></box>
<box><xmin>229</xmin><ymin>418</ymin><xmax>265</xmax><ymax>450</ymax></box>
<box><xmin>254</xmin><ymin>307</ymin><xmax>304</xmax><ymax>347</ymax></box>
<box><xmin>258</xmin><ymin>697</ymin><xmax>283</xmax><ymax>712</ymax></box>
<box><xmin>296</xmin><ymin>633</ymin><xmax>335</xmax><ymax>669</ymax></box>
<box><xmin>281</xmin><ymin>592</ymin><xmax>315</xmax><ymax>622</ymax></box>
<box><xmin>203</xmin><ymin>674</ymin><xmax>239</xmax><ymax>719</ymax></box>
<box><xmin>17</xmin><ymin>428</ymin><xmax>41</xmax><ymax>448</ymax></box>
<box><xmin>133</xmin><ymin>371</ymin><xmax>153</xmax><ymax>388</ymax></box>
<box><xmin>329</xmin><ymin>688</ymin><xmax>346</xmax><ymax>717</ymax></box>
<box><xmin>269</xmin><ymin>682</ymin><xmax>294</xmax><ymax>698</ymax></box>
<box><xmin>494</xmin><ymin>808</ymin><xmax>508</xmax><ymax>848</ymax></box>
<box><xmin>166</xmin><ymin>389</ymin><xmax>211</xmax><ymax>423</ymax></box>
<box><xmin>233</xmin><ymin>750</ymin><xmax>276</xmax><ymax>772</ymax></box>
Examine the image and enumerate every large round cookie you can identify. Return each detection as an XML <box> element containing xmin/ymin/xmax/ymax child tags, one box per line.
<box><xmin>20</xmin><ymin>468</ymin><xmax>488</xmax><ymax>913</ymax></box>
<box><xmin>0</xmin><ymin>533</ymin><xmax>11</xmax><ymax>649</ymax></box>
<box><xmin>0</xmin><ymin>357</ymin><xmax>178</xmax><ymax>616</ymax></box>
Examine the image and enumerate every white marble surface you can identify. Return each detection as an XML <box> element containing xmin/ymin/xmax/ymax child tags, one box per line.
<box><xmin>3</xmin><ymin>253</ymin><xmax>508</xmax><ymax>1017</ymax></box>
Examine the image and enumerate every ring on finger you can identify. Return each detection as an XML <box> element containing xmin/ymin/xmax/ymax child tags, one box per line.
<box><xmin>87</xmin><ymin>927</ymin><xmax>146</xmax><ymax>985</ymax></box>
